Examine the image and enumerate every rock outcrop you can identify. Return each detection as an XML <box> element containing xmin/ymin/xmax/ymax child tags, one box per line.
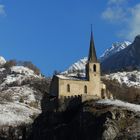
<box><xmin>29</xmin><ymin>100</ymin><xmax>140</xmax><ymax>140</ymax></box>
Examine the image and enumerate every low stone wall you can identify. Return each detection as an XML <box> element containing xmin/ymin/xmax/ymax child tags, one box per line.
<box><xmin>58</xmin><ymin>95</ymin><xmax>82</xmax><ymax>111</ymax></box>
<box><xmin>81</xmin><ymin>94</ymin><xmax>99</xmax><ymax>102</ymax></box>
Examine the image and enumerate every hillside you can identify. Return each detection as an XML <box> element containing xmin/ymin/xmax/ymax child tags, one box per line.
<box><xmin>0</xmin><ymin>58</ymin><xmax>50</xmax><ymax>139</ymax></box>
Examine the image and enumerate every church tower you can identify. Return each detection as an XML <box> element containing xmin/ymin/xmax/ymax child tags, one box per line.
<box><xmin>50</xmin><ymin>26</ymin><xmax>105</xmax><ymax>100</ymax></box>
<box><xmin>86</xmin><ymin>26</ymin><xmax>101</xmax><ymax>82</ymax></box>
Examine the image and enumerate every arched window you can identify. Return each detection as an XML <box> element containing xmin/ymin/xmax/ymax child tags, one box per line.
<box><xmin>84</xmin><ymin>85</ymin><xmax>87</xmax><ymax>94</ymax></box>
<box><xmin>67</xmin><ymin>84</ymin><xmax>70</xmax><ymax>92</ymax></box>
<box><xmin>93</xmin><ymin>64</ymin><xmax>96</xmax><ymax>72</ymax></box>
<box><xmin>101</xmin><ymin>89</ymin><xmax>105</xmax><ymax>99</ymax></box>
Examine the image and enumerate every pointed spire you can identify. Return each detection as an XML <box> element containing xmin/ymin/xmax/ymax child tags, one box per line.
<box><xmin>88</xmin><ymin>24</ymin><xmax>97</xmax><ymax>62</ymax></box>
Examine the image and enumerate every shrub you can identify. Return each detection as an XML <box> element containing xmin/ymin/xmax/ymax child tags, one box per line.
<box><xmin>102</xmin><ymin>78</ymin><xmax>140</xmax><ymax>104</ymax></box>
<box><xmin>3</xmin><ymin>60</ymin><xmax>40</xmax><ymax>75</ymax></box>
<box><xmin>19</xmin><ymin>97</ymin><xmax>24</xmax><ymax>103</ymax></box>
<box><xmin>19</xmin><ymin>61</ymin><xmax>40</xmax><ymax>75</ymax></box>
<box><xmin>4</xmin><ymin>60</ymin><xmax>17</xmax><ymax>69</ymax></box>
<box><xmin>0</xmin><ymin>93</ymin><xmax>13</xmax><ymax>102</ymax></box>
<box><xmin>29</xmin><ymin>101</ymin><xmax>38</xmax><ymax>108</ymax></box>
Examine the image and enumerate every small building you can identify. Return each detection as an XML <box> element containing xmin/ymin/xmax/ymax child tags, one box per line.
<box><xmin>50</xmin><ymin>29</ymin><xmax>106</xmax><ymax>100</ymax></box>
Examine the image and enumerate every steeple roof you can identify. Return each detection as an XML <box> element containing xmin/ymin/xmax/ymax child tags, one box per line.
<box><xmin>88</xmin><ymin>25</ymin><xmax>97</xmax><ymax>63</ymax></box>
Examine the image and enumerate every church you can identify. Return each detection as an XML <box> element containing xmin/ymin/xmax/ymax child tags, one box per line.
<box><xmin>50</xmin><ymin>29</ymin><xmax>107</xmax><ymax>100</ymax></box>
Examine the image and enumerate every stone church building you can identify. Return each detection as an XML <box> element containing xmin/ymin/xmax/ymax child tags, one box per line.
<box><xmin>50</xmin><ymin>29</ymin><xmax>107</xmax><ymax>100</ymax></box>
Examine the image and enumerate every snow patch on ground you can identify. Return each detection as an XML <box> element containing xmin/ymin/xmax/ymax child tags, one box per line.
<box><xmin>0</xmin><ymin>68</ymin><xmax>6</xmax><ymax>72</ymax></box>
<box><xmin>11</xmin><ymin>66</ymin><xmax>40</xmax><ymax>77</ymax></box>
<box><xmin>1</xmin><ymin>86</ymin><xmax>37</xmax><ymax>103</ymax></box>
<box><xmin>97</xmin><ymin>99</ymin><xmax>140</xmax><ymax>113</ymax></box>
<box><xmin>0</xmin><ymin>102</ymin><xmax>41</xmax><ymax>126</ymax></box>
<box><xmin>0</xmin><ymin>65</ymin><xmax>44</xmax><ymax>127</ymax></box>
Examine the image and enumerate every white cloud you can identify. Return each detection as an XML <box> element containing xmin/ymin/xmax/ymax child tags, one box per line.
<box><xmin>0</xmin><ymin>4</ymin><xmax>6</xmax><ymax>17</ymax></box>
<box><xmin>125</xmin><ymin>4</ymin><xmax>140</xmax><ymax>40</ymax></box>
<box><xmin>102</xmin><ymin>1</ymin><xmax>140</xmax><ymax>40</ymax></box>
<box><xmin>102</xmin><ymin>7</ymin><xmax>127</xmax><ymax>22</ymax></box>
<box><xmin>102</xmin><ymin>0</ymin><xmax>128</xmax><ymax>22</ymax></box>
<box><xmin>108</xmin><ymin>0</ymin><xmax>127</xmax><ymax>5</ymax></box>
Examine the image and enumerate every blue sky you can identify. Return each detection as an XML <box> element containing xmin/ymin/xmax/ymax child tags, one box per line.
<box><xmin>0</xmin><ymin>0</ymin><xmax>140</xmax><ymax>76</ymax></box>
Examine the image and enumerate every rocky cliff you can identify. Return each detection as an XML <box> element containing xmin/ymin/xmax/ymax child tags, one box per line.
<box><xmin>28</xmin><ymin>99</ymin><xmax>140</xmax><ymax>140</ymax></box>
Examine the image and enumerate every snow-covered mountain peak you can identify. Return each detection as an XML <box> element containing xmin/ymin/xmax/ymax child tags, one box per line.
<box><xmin>63</xmin><ymin>57</ymin><xmax>87</xmax><ymax>74</ymax></box>
<box><xmin>100</xmin><ymin>41</ymin><xmax>131</xmax><ymax>61</ymax></box>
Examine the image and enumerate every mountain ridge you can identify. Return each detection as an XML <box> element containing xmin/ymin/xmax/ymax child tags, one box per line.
<box><xmin>64</xmin><ymin>41</ymin><xmax>131</xmax><ymax>74</ymax></box>
<box><xmin>102</xmin><ymin>35</ymin><xmax>140</xmax><ymax>73</ymax></box>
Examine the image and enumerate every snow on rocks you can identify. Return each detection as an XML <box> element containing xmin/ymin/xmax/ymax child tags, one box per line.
<box><xmin>11</xmin><ymin>66</ymin><xmax>40</xmax><ymax>77</ymax></box>
<box><xmin>0</xmin><ymin>102</ymin><xmax>41</xmax><ymax>126</ymax></box>
<box><xmin>0</xmin><ymin>65</ymin><xmax>44</xmax><ymax>127</ymax></box>
<box><xmin>105</xmin><ymin>71</ymin><xmax>140</xmax><ymax>88</ymax></box>
<box><xmin>1</xmin><ymin>86</ymin><xmax>37</xmax><ymax>103</ymax></box>
<box><xmin>0</xmin><ymin>56</ymin><xmax>6</xmax><ymax>66</ymax></box>
<box><xmin>1</xmin><ymin>66</ymin><xmax>42</xmax><ymax>87</ymax></box>
<box><xmin>97</xmin><ymin>99</ymin><xmax>140</xmax><ymax>113</ymax></box>
<box><xmin>0</xmin><ymin>68</ymin><xmax>6</xmax><ymax>72</ymax></box>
